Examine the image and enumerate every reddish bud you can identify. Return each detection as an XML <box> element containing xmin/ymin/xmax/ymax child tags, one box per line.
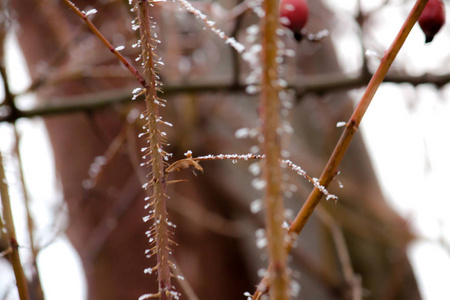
<box><xmin>279</xmin><ymin>0</ymin><xmax>309</xmax><ymax>42</ymax></box>
<box><xmin>418</xmin><ymin>0</ymin><xmax>445</xmax><ymax>43</ymax></box>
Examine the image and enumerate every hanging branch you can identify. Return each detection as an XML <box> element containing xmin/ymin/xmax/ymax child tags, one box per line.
<box><xmin>252</xmin><ymin>0</ymin><xmax>429</xmax><ymax>298</ymax></box>
<box><xmin>135</xmin><ymin>1</ymin><xmax>176</xmax><ymax>299</ymax></box>
<box><xmin>177</xmin><ymin>0</ymin><xmax>245</xmax><ymax>53</ymax></box>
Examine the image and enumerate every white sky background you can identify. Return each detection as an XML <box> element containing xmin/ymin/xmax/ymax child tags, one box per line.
<box><xmin>0</xmin><ymin>34</ymin><xmax>87</xmax><ymax>300</ymax></box>
<box><xmin>325</xmin><ymin>0</ymin><xmax>450</xmax><ymax>299</ymax></box>
<box><xmin>1</xmin><ymin>0</ymin><xmax>450</xmax><ymax>299</ymax></box>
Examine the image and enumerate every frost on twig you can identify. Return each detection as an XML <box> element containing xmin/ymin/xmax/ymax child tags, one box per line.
<box><xmin>166</xmin><ymin>152</ymin><xmax>337</xmax><ymax>201</ymax></box>
<box><xmin>134</xmin><ymin>0</ymin><xmax>178</xmax><ymax>298</ymax></box>
<box><xmin>305</xmin><ymin>29</ymin><xmax>329</xmax><ymax>42</ymax></box>
<box><xmin>281</xmin><ymin>159</ymin><xmax>337</xmax><ymax>201</ymax></box>
<box><xmin>195</xmin><ymin>153</ymin><xmax>263</xmax><ymax>161</ymax></box>
<box><xmin>177</xmin><ymin>0</ymin><xmax>246</xmax><ymax>53</ymax></box>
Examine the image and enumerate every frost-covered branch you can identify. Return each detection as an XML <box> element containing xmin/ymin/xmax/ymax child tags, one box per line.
<box><xmin>135</xmin><ymin>0</ymin><xmax>177</xmax><ymax>299</ymax></box>
<box><xmin>281</xmin><ymin>159</ymin><xmax>337</xmax><ymax>201</ymax></box>
<box><xmin>4</xmin><ymin>69</ymin><xmax>450</xmax><ymax>124</ymax></box>
<box><xmin>0</xmin><ymin>151</ymin><xmax>30</xmax><ymax>300</ymax></box>
<box><xmin>177</xmin><ymin>0</ymin><xmax>245</xmax><ymax>53</ymax></box>
<box><xmin>288</xmin><ymin>0</ymin><xmax>429</xmax><ymax>246</ymax></box>
<box><xmin>165</xmin><ymin>152</ymin><xmax>336</xmax><ymax>201</ymax></box>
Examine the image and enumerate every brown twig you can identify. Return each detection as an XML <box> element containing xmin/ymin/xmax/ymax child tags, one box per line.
<box><xmin>81</xmin><ymin>174</ymin><xmax>141</xmax><ymax>263</ymax></box>
<box><xmin>13</xmin><ymin>128</ymin><xmax>45</xmax><ymax>300</ymax></box>
<box><xmin>290</xmin><ymin>0</ymin><xmax>429</xmax><ymax>234</ymax></box>
<box><xmin>167</xmin><ymin>152</ymin><xmax>338</xmax><ymax>203</ymax></box>
<box><xmin>0</xmin><ymin>151</ymin><xmax>31</xmax><ymax>300</ymax></box>
<box><xmin>124</xmin><ymin>124</ymin><xmax>202</xmax><ymax>300</ymax></box>
<box><xmin>252</xmin><ymin>0</ymin><xmax>429</xmax><ymax>298</ymax></box>
<box><xmin>82</xmin><ymin>125</ymin><xmax>128</xmax><ymax>190</ymax></box>
<box><xmin>62</xmin><ymin>0</ymin><xmax>146</xmax><ymax>87</ymax></box>
<box><xmin>170</xmin><ymin>258</ymin><xmax>200</xmax><ymax>300</ymax></box>
<box><xmin>177</xmin><ymin>0</ymin><xmax>245</xmax><ymax>53</ymax></box>
<box><xmin>316</xmin><ymin>206</ymin><xmax>362</xmax><ymax>300</ymax></box>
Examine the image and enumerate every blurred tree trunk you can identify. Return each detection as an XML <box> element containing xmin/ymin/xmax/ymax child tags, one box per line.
<box><xmin>12</xmin><ymin>0</ymin><xmax>420</xmax><ymax>299</ymax></box>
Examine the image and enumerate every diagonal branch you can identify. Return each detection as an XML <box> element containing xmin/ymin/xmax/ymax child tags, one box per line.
<box><xmin>0</xmin><ymin>151</ymin><xmax>30</xmax><ymax>300</ymax></box>
<box><xmin>62</xmin><ymin>0</ymin><xmax>146</xmax><ymax>87</ymax></box>
<box><xmin>252</xmin><ymin>0</ymin><xmax>429</xmax><ymax>298</ymax></box>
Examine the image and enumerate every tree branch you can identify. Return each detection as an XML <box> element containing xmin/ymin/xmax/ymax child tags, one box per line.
<box><xmin>252</xmin><ymin>0</ymin><xmax>429</xmax><ymax>298</ymax></box>
<box><xmin>2</xmin><ymin>69</ymin><xmax>449</xmax><ymax>123</ymax></box>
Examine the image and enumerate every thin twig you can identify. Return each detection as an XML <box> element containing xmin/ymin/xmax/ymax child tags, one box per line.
<box><xmin>82</xmin><ymin>125</ymin><xmax>128</xmax><ymax>190</ymax></box>
<box><xmin>13</xmin><ymin>128</ymin><xmax>45</xmax><ymax>300</ymax></box>
<box><xmin>289</xmin><ymin>0</ymin><xmax>429</xmax><ymax>239</ymax></box>
<box><xmin>166</xmin><ymin>152</ymin><xmax>337</xmax><ymax>200</ymax></box>
<box><xmin>62</xmin><ymin>0</ymin><xmax>146</xmax><ymax>87</ymax></box>
<box><xmin>316</xmin><ymin>206</ymin><xmax>362</xmax><ymax>300</ymax></box>
<box><xmin>177</xmin><ymin>0</ymin><xmax>245</xmax><ymax>53</ymax></box>
<box><xmin>125</xmin><ymin>123</ymin><xmax>203</xmax><ymax>299</ymax></box>
<box><xmin>171</xmin><ymin>258</ymin><xmax>200</xmax><ymax>300</ymax></box>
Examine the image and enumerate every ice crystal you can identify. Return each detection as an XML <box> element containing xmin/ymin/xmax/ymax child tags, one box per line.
<box><xmin>85</xmin><ymin>8</ymin><xmax>97</xmax><ymax>16</ymax></box>
<box><xmin>178</xmin><ymin>0</ymin><xmax>245</xmax><ymax>53</ymax></box>
<box><xmin>336</xmin><ymin>121</ymin><xmax>347</xmax><ymax>128</ymax></box>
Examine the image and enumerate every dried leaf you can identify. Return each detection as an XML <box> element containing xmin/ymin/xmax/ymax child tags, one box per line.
<box><xmin>165</xmin><ymin>158</ymin><xmax>203</xmax><ymax>174</ymax></box>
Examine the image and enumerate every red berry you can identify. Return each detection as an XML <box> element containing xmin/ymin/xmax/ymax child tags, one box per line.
<box><xmin>279</xmin><ymin>0</ymin><xmax>309</xmax><ymax>41</ymax></box>
<box><xmin>418</xmin><ymin>0</ymin><xmax>446</xmax><ymax>43</ymax></box>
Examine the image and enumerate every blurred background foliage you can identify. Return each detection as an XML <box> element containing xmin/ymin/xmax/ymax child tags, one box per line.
<box><xmin>1</xmin><ymin>0</ymin><xmax>449</xmax><ymax>299</ymax></box>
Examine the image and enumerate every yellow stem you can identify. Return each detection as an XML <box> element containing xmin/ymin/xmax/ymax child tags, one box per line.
<box><xmin>260</xmin><ymin>0</ymin><xmax>288</xmax><ymax>299</ymax></box>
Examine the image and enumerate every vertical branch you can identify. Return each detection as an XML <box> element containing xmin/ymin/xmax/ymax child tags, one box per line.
<box><xmin>287</xmin><ymin>0</ymin><xmax>429</xmax><ymax>238</ymax></box>
<box><xmin>0</xmin><ymin>3</ymin><xmax>30</xmax><ymax>299</ymax></box>
<box><xmin>0</xmin><ymin>152</ymin><xmax>31</xmax><ymax>300</ymax></box>
<box><xmin>63</xmin><ymin>0</ymin><xmax>146</xmax><ymax>87</ymax></box>
<box><xmin>13</xmin><ymin>128</ymin><xmax>45</xmax><ymax>300</ymax></box>
<box><xmin>259</xmin><ymin>0</ymin><xmax>288</xmax><ymax>299</ymax></box>
<box><xmin>136</xmin><ymin>1</ymin><xmax>174</xmax><ymax>299</ymax></box>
